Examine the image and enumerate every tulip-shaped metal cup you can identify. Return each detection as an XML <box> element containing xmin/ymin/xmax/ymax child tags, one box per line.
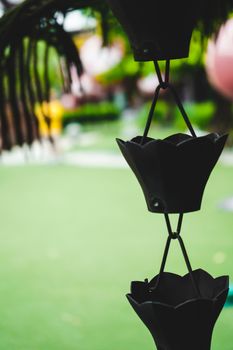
<box><xmin>127</xmin><ymin>269</ymin><xmax>229</xmax><ymax>350</ymax></box>
<box><xmin>117</xmin><ymin>77</ymin><xmax>228</xmax><ymax>214</ymax></box>
<box><xmin>106</xmin><ymin>0</ymin><xmax>232</xmax><ymax>61</ymax></box>
<box><xmin>117</xmin><ymin>132</ymin><xmax>227</xmax><ymax>213</ymax></box>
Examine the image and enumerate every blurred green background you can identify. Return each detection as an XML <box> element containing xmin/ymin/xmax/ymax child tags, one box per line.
<box><xmin>0</xmin><ymin>2</ymin><xmax>233</xmax><ymax>350</ymax></box>
<box><xmin>0</xmin><ymin>124</ymin><xmax>233</xmax><ymax>349</ymax></box>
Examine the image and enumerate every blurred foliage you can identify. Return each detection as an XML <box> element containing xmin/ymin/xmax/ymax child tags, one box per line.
<box><xmin>62</xmin><ymin>101</ymin><xmax>120</xmax><ymax>124</ymax></box>
<box><xmin>136</xmin><ymin>101</ymin><xmax>170</xmax><ymax>129</ymax></box>
<box><xmin>30</xmin><ymin>40</ymin><xmax>64</xmax><ymax>94</ymax></box>
<box><xmin>0</xmin><ymin>1</ymin><xmax>231</xmax><ymax>141</ymax></box>
<box><xmin>0</xmin><ymin>0</ymin><xmax>104</xmax><ymax>149</ymax></box>
<box><xmin>98</xmin><ymin>30</ymin><xmax>206</xmax><ymax>85</ymax></box>
<box><xmin>97</xmin><ymin>52</ymin><xmax>140</xmax><ymax>85</ymax></box>
<box><xmin>136</xmin><ymin>100</ymin><xmax>216</xmax><ymax>131</ymax></box>
<box><xmin>175</xmin><ymin>101</ymin><xmax>216</xmax><ymax>130</ymax></box>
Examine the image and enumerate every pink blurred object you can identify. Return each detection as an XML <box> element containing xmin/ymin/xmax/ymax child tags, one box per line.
<box><xmin>61</xmin><ymin>94</ymin><xmax>77</xmax><ymax>109</ymax></box>
<box><xmin>137</xmin><ymin>74</ymin><xmax>160</xmax><ymax>96</ymax></box>
<box><xmin>71</xmin><ymin>67</ymin><xmax>106</xmax><ymax>100</ymax></box>
<box><xmin>74</xmin><ymin>73</ymin><xmax>105</xmax><ymax>99</ymax></box>
<box><xmin>206</xmin><ymin>19</ymin><xmax>233</xmax><ymax>100</ymax></box>
<box><xmin>80</xmin><ymin>35</ymin><xmax>124</xmax><ymax>76</ymax></box>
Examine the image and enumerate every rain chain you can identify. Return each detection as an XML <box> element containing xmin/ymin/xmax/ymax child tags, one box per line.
<box><xmin>117</xmin><ymin>61</ymin><xmax>229</xmax><ymax>350</ymax></box>
<box><xmin>106</xmin><ymin>1</ymin><xmax>232</xmax><ymax>348</ymax></box>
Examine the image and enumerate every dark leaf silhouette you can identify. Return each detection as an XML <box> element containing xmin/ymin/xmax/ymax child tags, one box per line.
<box><xmin>0</xmin><ymin>0</ymin><xmax>109</xmax><ymax>150</ymax></box>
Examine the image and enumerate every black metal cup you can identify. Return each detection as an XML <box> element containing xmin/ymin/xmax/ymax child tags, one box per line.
<box><xmin>127</xmin><ymin>269</ymin><xmax>229</xmax><ymax>350</ymax></box>
<box><xmin>117</xmin><ymin>133</ymin><xmax>227</xmax><ymax>213</ymax></box>
<box><xmin>106</xmin><ymin>0</ymin><xmax>204</xmax><ymax>61</ymax></box>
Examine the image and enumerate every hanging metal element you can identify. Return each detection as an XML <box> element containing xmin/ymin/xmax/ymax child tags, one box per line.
<box><xmin>106</xmin><ymin>0</ymin><xmax>233</xmax><ymax>61</ymax></box>
<box><xmin>127</xmin><ymin>215</ymin><xmax>229</xmax><ymax>350</ymax></box>
<box><xmin>117</xmin><ymin>62</ymin><xmax>228</xmax><ymax>214</ymax></box>
<box><xmin>116</xmin><ymin>59</ymin><xmax>229</xmax><ymax>349</ymax></box>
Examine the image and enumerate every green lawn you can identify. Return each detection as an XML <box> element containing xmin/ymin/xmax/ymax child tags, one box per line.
<box><xmin>0</xmin><ymin>163</ymin><xmax>232</xmax><ymax>349</ymax></box>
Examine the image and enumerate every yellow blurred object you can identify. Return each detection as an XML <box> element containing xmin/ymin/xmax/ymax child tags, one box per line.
<box><xmin>73</xmin><ymin>32</ymin><xmax>93</xmax><ymax>49</ymax></box>
<box><xmin>35</xmin><ymin>100</ymin><xmax>64</xmax><ymax>136</ymax></box>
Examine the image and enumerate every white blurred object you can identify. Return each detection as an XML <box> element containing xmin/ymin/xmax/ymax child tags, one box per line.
<box><xmin>137</xmin><ymin>74</ymin><xmax>160</xmax><ymax>95</ymax></box>
<box><xmin>61</xmin><ymin>94</ymin><xmax>77</xmax><ymax>109</ymax></box>
<box><xmin>213</xmin><ymin>251</ymin><xmax>227</xmax><ymax>264</ymax></box>
<box><xmin>206</xmin><ymin>18</ymin><xmax>233</xmax><ymax>100</ymax></box>
<box><xmin>219</xmin><ymin>197</ymin><xmax>233</xmax><ymax>211</ymax></box>
<box><xmin>220</xmin><ymin>149</ymin><xmax>233</xmax><ymax>166</ymax></box>
<box><xmin>0</xmin><ymin>139</ymin><xmax>61</xmax><ymax>166</ymax></box>
<box><xmin>65</xmin><ymin>123</ymin><xmax>82</xmax><ymax>138</ymax></box>
<box><xmin>59</xmin><ymin>124</ymin><xmax>82</xmax><ymax>151</ymax></box>
<box><xmin>80</xmin><ymin>35</ymin><xmax>123</xmax><ymax>76</ymax></box>
<box><xmin>62</xmin><ymin>10</ymin><xmax>96</xmax><ymax>33</ymax></box>
<box><xmin>121</xmin><ymin>109</ymin><xmax>139</xmax><ymax>139</ymax></box>
<box><xmin>71</xmin><ymin>72</ymin><xmax>105</xmax><ymax>99</ymax></box>
<box><xmin>64</xmin><ymin>151</ymin><xmax>127</xmax><ymax>169</ymax></box>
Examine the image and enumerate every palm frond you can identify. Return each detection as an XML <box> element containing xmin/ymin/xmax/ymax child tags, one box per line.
<box><xmin>0</xmin><ymin>0</ymin><xmax>109</xmax><ymax>150</ymax></box>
